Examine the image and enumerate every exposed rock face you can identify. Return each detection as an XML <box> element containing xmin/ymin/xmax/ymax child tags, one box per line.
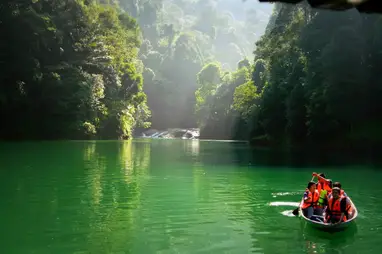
<box><xmin>139</xmin><ymin>128</ymin><xmax>200</xmax><ymax>139</ymax></box>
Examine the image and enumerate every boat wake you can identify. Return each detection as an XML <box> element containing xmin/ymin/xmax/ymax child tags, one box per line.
<box><xmin>271</xmin><ymin>191</ymin><xmax>301</xmax><ymax>198</ymax></box>
<box><xmin>269</xmin><ymin>201</ymin><xmax>300</xmax><ymax>217</ymax></box>
<box><xmin>269</xmin><ymin>201</ymin><xmax>300</xmax><ymax>207</ymax></box>
<box><xmin>281</xmin><ymin>210</ymin><xmax>296</xmax><ymax>217</ymax></box>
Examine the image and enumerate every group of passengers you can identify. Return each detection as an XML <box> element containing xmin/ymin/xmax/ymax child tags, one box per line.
<box><xmin>301</xmin><ymin>172</ymin><xmax>353</xmax><ymax>224</ymax></box>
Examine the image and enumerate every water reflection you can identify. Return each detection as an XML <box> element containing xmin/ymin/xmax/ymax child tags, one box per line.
<box><xmin>301</xmin><ymin>222</ymin><xmax>358</xmax><ymax>254</ymax></box>
<box><xmin>1</xmin><ymin>140</ymin><xmax>379</xmax><ymax>253</ymax></box>
<box><xmin>190</xmin><ymin>160</ymin><xmax>257</xmax><ymax>253</ymax></box>
<box><xmin>119</xmin><ymin>140</ymin><xmax>151</xmax><ymax>183</ymax></box>
<box><xmin>83</xmin><ymin>141</ymin><xmax>103</xmax><ymax>206</ymax></box>
<box><xmin>192</xmin><ymin>161</ymin><xmax>207</xmax><ymax>201</ymax></box>
<box><xmin>81</xmin><ymin>141</ymin><xmax>152</xmax><ymax>253</ymax></box>
<box><xmin>183</xmin><ymin>139</ymin><xmax>200</xmax><ymax>159</ymax></box>
<box><xmin>241</xmin><ymin>147</ymin><xmax>381</xmax><ymax>168</ymax></box>
<box><xmin>147</xmin><ymin>139</ymin><xmax>382</xmax><ymax>168</ymax></box>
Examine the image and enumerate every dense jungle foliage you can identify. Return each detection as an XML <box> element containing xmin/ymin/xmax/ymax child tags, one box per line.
<box><xmin>196</xmin><ymin>3</ymin><xmax>382</xmax><ymax>150</ymax></box>
<box><xmin>0</xmin><ymin>0</ymin><xmax>150</xmax><ymax>139</ymax></box>
<box><xmin>0</xmin><ymin>0</ymin><xmax>270</xmax><ymax>139</ymax></box>
<box><xmin>2</xmin><ymin>0</ymin><xmax>382</xmax><ymax>149</ymax></box>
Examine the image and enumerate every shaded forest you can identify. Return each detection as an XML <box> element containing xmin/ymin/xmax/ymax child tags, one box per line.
<box><xmin>2</xmin><ymin>0</ymin><xmax>382</xmax><ymax>149</ymax></box>
<box><xmin>0</xmin><ymin>0</ymin><xmax>150</xmax><ymax>140</ymax></box>
<box><xmin>198</xmin><ymin>3</ymin><xmax>382</xmax><ymax>150</ymax></box>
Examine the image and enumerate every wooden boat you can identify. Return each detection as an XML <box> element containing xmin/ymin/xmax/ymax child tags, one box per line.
<box><xmin>298</xmin><ymin>197</ymin><xmax>358</xmax><ymax>232</ymax></box>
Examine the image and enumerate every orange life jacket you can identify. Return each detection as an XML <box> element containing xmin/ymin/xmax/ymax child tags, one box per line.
<box><xmin>317</xmin><ymin>181</ymin><xmax>332</xmax><ymax>193</ymax></box>
<box><xmin>301</xmin><ymin>188</ymin><xmax>319</xmax><ymax>209</ymax></box>
<box><xmin>326</xmin><ymin>197</ymin><xmax>350</xmax><ymax>222</ymax></box>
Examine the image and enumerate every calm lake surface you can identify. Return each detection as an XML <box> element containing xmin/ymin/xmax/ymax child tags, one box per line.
<box><xmin>0</xmin><ymin>139</ymin><xmax>381</xmax><ymax>254</ymax></box>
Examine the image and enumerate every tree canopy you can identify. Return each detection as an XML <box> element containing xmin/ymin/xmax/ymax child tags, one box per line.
<box><xmin>3</xmin><ymin>0</ymin><xmax>381</xmax><ymax>150</ymax></box>
<box><xmin>119</xmin><ymin>0</ymin><xmax>272</xmax><ymax>130</ymax></box>
<box><xmin>197</xmin><ymin>2</ymin><xmax>382</xmax><ymax>150</ymax></box>
<box><xmin>0</xmin><ymin>0</ymin><xmax>150</xmax><ymax>140</ymax></box>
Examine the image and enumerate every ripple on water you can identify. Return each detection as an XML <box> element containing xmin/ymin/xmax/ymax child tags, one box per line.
<box><xmin>281</xmin><ymin>210</ymin><xmax>296</xmax><ymax>217</ymax></box>
<box><xmin>268</xmin><ymin>201</ymin><xmax>299</xmax><ymax>218</ymax></box>
<box><xmin>268</xmin><ymin>201</ymin><xmax>300</xmax><ymax>207</ymax></box>
<box><xmin>271</xmin><ymin>191</ymin><xmax>301</xmax><ymax>198</ymax></box>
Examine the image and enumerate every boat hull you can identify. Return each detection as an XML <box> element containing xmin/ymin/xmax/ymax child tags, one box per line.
<box><xmin>298</xmin><ymin>197</ymin><xmax>358</xmax><ymax>232</ymax></box>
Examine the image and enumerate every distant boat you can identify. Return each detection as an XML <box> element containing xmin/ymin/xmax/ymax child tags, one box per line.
<box><xmin>298</xmin><ymin>197</ymin><xmax>358</xmax><ymax>232</ymax></box>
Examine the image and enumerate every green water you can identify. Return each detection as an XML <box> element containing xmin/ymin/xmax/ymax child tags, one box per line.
<box><xmin>0</xmin><ymin>139</ymin><xmax>381</xmax><ymax>254</ymax></box>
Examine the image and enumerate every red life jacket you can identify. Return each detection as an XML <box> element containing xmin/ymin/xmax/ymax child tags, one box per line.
<box><xmin>326</xmin><ymin>197</ymin><xmax>350</xmax><ymax>222</ymax></box>
<box><xmin>301</xmin><ymin>188</ymin><xmax>319</xmax><ymax>209</ymax></box>
<box><xmin>317</xmin><ymin>181</ymin><xmax>332</xmax><ymax>193</ymax></box>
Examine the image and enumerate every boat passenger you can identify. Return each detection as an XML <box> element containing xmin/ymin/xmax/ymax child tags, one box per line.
<box><xmin>333</xmin><ymin>182</ymin><xmax>347</xmax><ymax>197</ymax></box>
<box><xmin>325</xmin><ymin>187</ymin><xmax>351</xmax><ymax>224</ymax></box>
<box><xmin>327</xmin><ymin>182</ymin><xmax>347</xmax><ymax>199</ymax></box>
<box><xmin>313</xmin><ymin>172</ymin><xmax>332</xmax><ymax>193</ymax></box>
<box><xmin>316</xmin><ymin>180</ymin><xmax>332</xmax><ymax>216</ymax></box>
<box><xmin>301</xmin><ymin>181</ymin><xmax>320</xmax><ymax>219</ymax></box>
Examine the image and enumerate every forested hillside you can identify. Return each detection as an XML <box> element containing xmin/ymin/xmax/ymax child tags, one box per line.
<box><xmin>200</xmin><ymin>2</ymin><xmax>382</xmax><ymax>149</ymax></box>
<box><xmin>3</xmin><ymin>0</ymin><xmax>380</xmax><ymax>148</ymax></box>
<box><xmin>120</xmin><ymin>0</ymin><xmax>272</xmax><ymax>129</ymax></box>
<box><xmin>0</xmin><ymin>0</ymin><xmax>272</xmax><ymax>140</ymax></box>
<box><xmin>0</xmin><ymin>0</ymin><xmax>150</xmax><ymax>140</ymax></box>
